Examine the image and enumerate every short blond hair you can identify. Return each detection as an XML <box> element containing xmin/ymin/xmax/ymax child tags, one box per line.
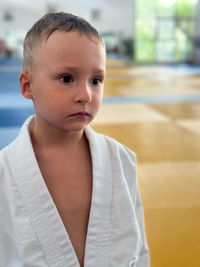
<box><xmin>23</xmin><ymin>12</ymin><xmax>103</xmax><ymax>69</ymax></box>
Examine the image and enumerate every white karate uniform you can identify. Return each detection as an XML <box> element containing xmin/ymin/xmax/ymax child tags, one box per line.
<box><xmin>0</xmin><ymin>116</ymin><xmax>149</xmax><ymax>267</ymax></box>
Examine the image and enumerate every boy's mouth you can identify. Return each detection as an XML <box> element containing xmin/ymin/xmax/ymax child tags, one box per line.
<box><xmin>70</xmin><ymin>111</ymin><xmax>90</xmax><ymax>117</ymax></box>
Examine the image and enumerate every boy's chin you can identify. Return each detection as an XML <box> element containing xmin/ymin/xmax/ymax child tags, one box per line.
<box><xmin>63</xmin><ymin>122</ymin><xmax>90</xmax><ymax>133</ymax></box>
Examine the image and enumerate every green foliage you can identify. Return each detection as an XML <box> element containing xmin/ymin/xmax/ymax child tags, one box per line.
<box><xmin>135</xmin><ymin>19</ymin><xmax>156</xmax><ymax>39</ymax></box>
<box><xmin>135</xmin><ymin>0</ymin><xmax>156</xmax><ymax>16</ymax></box>
<box><xmin>176</xmin><ymin>0</ymin><xmax>196</xmax><ymax>17</ymax></box>
<box><xmin>135</xmin><ymin>40</ymin><xmax>155</xmax><ymax>62</ymax></box>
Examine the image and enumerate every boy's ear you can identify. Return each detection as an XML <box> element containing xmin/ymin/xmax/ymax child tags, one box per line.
<box><xmin>19</xmin><ymin>71</ymin><xmax>33</xmax><ymax>99</ymax></box>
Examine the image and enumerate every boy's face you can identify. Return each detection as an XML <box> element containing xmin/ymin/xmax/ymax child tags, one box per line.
<box><xmin>22</xmin><ymin>31</ymin><xmax>106</xmax><ymax>134</ymax></box>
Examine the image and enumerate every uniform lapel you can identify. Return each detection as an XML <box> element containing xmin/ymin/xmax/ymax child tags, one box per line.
<box><xmin>84</xmin><ymin>126</ymin><xmax>112</xmax><ymax>267</ymax></box>
<box><xmin>10</xmin><ymin>117</ymin><xmax>80</xmax><ymax>267</ymax></box>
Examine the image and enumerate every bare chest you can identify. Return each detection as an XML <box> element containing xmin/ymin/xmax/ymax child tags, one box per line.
<box><xmin>37</xmin><ymin>153</ymin><xmax>93</xmax><ymax>267</ymax></box>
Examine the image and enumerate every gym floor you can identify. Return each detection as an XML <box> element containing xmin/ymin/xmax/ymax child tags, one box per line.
<box><xmin>1</xmin><ymin>57</ymin><xmax>200</xmax><ymax>267</ymax></box>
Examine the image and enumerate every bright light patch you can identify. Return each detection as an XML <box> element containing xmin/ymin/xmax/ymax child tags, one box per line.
<box><xmin>160</xmin><ymin>0</ymin><xmax>176</xmax><ymax>7</ymax></box>
<box><xmin>190</xmin><ymin>0</ymin><xmax>198</xmax><ymax>4</ymax></box>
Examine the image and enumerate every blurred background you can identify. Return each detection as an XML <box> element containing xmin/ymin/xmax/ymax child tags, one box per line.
<box><xmin>1</xmin><ymin>0</ymin><xmax>200</xmax><ymax>266</ymax></box>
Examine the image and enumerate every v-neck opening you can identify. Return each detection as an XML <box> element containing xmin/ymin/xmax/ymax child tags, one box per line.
<box><xmin>12</xmin><ymin>118</ymin><xmax>112</xmax><ymax>267</ymax></box>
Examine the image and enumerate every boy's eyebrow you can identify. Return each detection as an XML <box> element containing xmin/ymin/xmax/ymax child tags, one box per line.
<box><xmin>52</xmin><ymin>66</ymin><xmax>106</xmax><ymax>74</ymax></box>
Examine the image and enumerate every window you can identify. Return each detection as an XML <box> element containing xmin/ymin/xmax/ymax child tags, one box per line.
<box><xmin>135</xmin><ymin>0</ymin><xmax>197</xmax><ymax>63</ymax></box>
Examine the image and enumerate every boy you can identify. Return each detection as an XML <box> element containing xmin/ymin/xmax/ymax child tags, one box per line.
<box><xmin>0</xmin><ymin>12</ymin><xmax>149</xmax><ymax>267</ymax></box>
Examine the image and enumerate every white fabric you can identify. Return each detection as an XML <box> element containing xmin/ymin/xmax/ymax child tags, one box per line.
<box><xmin>0</xmin><ymin>116</ymin><xmax>149</xmax><ymax>267</ymax></box>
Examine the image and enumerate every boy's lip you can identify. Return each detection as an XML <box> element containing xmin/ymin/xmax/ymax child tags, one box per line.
<box><xmin>69</xmin><ymin>111</ymin><xmax>90</xmax><ymax>117</ymax></box>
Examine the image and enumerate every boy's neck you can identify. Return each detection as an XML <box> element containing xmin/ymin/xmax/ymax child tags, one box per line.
<box><xmin>29</xmin><ymin>117</ymin><xmax>85</xmax><ymax>148</ymax></box>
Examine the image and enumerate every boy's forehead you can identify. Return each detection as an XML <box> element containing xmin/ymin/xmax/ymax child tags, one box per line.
<box><xmin>39</xmin><ymin>30</ymin><xmax>105</xmax><ymax>60</ymax></box>
<box><xmin>33</xmin><ymin>30</ymin><xmax>106</xmax><ymax>70</ymax></box>
<box><xmin>41</xmin><ymin>30</ymin><xmax>104</xmax><ymax>48</ymax></box>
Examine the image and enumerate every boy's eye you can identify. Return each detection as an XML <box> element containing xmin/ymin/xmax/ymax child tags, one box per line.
<box><xmin>92</xmin><ymin>77</ymin><xmax>101</xmax><ymax>85</ymax></box>
<box><xmin>59</xmin><ymin>75</ymin><xmax>73</xmax><ymax>84</ymax></box>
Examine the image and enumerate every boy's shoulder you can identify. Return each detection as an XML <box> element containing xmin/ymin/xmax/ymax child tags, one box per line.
<box><xmin>0</xmin><ymin>133</ymin><xmax>21</xmax><ymax>177</ymax></box>
<box><xmin>0</xmin><ymin>134</ymin><xmax>16</xmax><ymax>162</ymax></box>
<box><xmin>0</xmin><ymin>116</ymin><xmax>33</xmax><ymax>173</ymax></box>
<box><xmin>86</xmin><ymin>127</ymin><xmax>138</xmax><ymax>199</ymax></box>
<box><xmin>86</xmin><ymin>126</ymin><xmax>136</xmax><ymax>163</ymax></box>
<box><xmin>0</xmin><ymin>138</ymin><xmax>18</xmax><ymax>189</ymax></box>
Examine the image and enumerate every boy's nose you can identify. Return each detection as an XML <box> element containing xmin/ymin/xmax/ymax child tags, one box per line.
<box><xmin>74</xmin><ymin>83</ymin><xmax>92</xmax><ymax>104</ymax></box>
